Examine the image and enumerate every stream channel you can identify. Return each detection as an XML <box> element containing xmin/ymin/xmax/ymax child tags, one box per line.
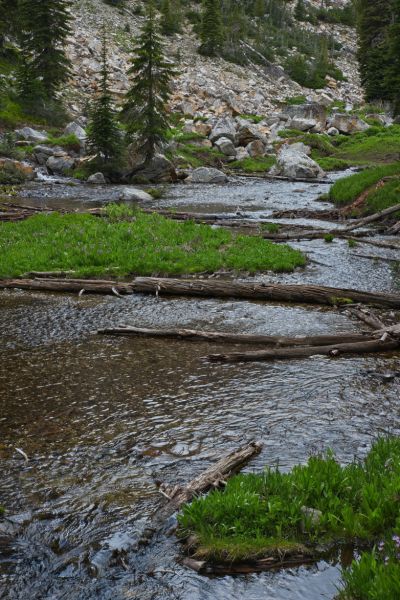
<box><xmin>1</xmin><ymin>173</ymin><xmax>400</xmax><ymax>599</ymax></box>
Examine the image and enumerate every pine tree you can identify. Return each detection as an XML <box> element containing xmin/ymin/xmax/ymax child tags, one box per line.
<box><xmin>199</xmin><ymin>0</ymin><xmax>223</xmax><ymax>57</ymax></box>
<box><xmin>87</xmin><ymin>29</ymin><xmax>122</xmax><ymax>161</ymax></box>
<box><xmin>357</xmin><ymin>0</ymin><xmax>392</xmax><ymax>102</ymax></box>
<box><xmin>160</xmin><ymin>0</ymin><xmax>182</xmax><ymax>36</ymax></box>
<box><xmin>18</xmin><ymin>0</ymin><xmax>72</xmax><ymax>100</ymax></box>
<box><xmin>385</xmin><ymin>0</ymin><xmax>400</xmax><ymax>115</ymax></box>
<box><xmin>0</xmin><ymin>0</ymin><xmax>16</xmax><ymax>53</ymax></box>
<box><xmin>294</xmin><ymin>0</ymin><xmax>307</xmax><ymax>22</ymax></box>
<box><xmin>122</xmin><ymin>1</ymin><xmax>176</xmax><ymax>161</ymax></box>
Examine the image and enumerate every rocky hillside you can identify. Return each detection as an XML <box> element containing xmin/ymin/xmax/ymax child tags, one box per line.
<box><xmin>67</xmin><ymin>0</ymin><xmax>362</xmax><ymax>119</ymax></box>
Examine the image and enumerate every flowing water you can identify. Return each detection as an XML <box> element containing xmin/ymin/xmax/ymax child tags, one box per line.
<box><xmin>1</xmin><ymin>175</ymin><xmax>400</xmax><ymax>599</ymax></box>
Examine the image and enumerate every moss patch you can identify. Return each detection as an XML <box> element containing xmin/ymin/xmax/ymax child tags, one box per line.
<box><xmin>0</xmin><ymin>205</ymin><xmax>305</xmax><ymax>278</ymax></box>
<box><xmin>229</xmin><ymin>156</ymin><xmax>276</xmax><ymax>173</ymax></box>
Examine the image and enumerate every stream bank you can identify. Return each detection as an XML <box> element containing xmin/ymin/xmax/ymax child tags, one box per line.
<box><xmin>0</xmin><ymin>173</ymin><xmax>399</xmax><ymax>600</ymax></box>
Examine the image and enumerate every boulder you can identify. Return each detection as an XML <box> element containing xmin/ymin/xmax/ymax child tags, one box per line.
<box><xmin>288</xmin><ymin>117</ymin><xmax>317</xmax><ymax>132</ymax></box>
<box><xmin>14</xmin><ymin>127</ymin><xmax>48</xmax><ymax>143</ymax></box>
<box><xmin>328</xmin><ymin>113</ymin><xmax>370</xmax><ymax>134</ymax></box>
<box><xmin>236</xmin><ymin>123</ymin><xmax>267</xmax><ymax>146</ymax></box>
<box><xmin>283</xmin><ymin>103</ymin><xmax>327</xmax><ymax>127</ymax></box>
<box><xmin>46</xmin><ymin>153</ymin><xmax>75</xmax><ymax>175</ymax></box>
<box><xmin>327</xmin><ymin>127</ymin><xmax>339</xmax><ymax>136</ymax></box>
<box><xmin>119</xmin><ymin>187</ymin><xmax>153</xmax><ymax>201</ymax></box>
<box><xmin>215</xmin><ymin>136</ymin><xmax>236</xmax><ymax>156</ymax></box>
<box><xmin>190</xmin><ymin>167</ymin><xmax>228</xmax><ymax>184</ymax></box>
<box><xmin>131</xmin><ymin>154</ymin><xmax>177</xmax><ymax>183</ymax></box>
<box><xmin>289</xmin><ymin>142</ymin><xmax>311</xmax><ymax>156</ymax></box>
<box><xmin>0</xmin><ymin>158</ymin><xmax>36</xmax><ymax>182</ymax></box>
<box><xmin>64</xmin><ymin>121</ymin><xmax>87</xmax><ymax>143</ymax></box>
<box><xmin>209</xmin><ymin>117</ymin><xmax>236</xmax><ymax>144</ymax></box>
<box><xmin>272</xmin><ymin>145</ymin><xmax>326</xmax><ymax>180</ymax></box>
<box><xmin>32</xmin><ymin>145</ymin><xmax>61</xmax><ymax>166</ymax></box>
<box><xmin>235</xmin><ymin>147</ymin><xmax>250</xmax><ymax>161</ymax></box>
<box><xmin>246</xmin><ymin>139</ymin><xmax>265</xmax><ymax>158</ymax></box>
<box><xmin>194</xmin><ymin>121</ymin><xmax>212</xmax><ymax>137</ymax></box>
<box><xmin>87</xmin><ymin>172</ymin><xmax>106</xmax><ymax>184</ymax></box>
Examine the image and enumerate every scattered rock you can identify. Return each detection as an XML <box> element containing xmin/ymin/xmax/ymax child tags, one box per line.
<box><xmin>272</xmin><ymin>144</ymin><xmax>326</xmax><ymax>180</ymax></box>
<box><xmin>0</xmin><ymin>158</ymin><xmax>36</xmax><ymax>181</ymax></box>
<box><xmin>328</xmin><ymin>113</ymin><xmax>370</xmax><ymax>134</ymax></box>
<box><xmin>119</xmin><ymin>187</ymin><xmax>153</xmax><ymax>201</ymax></box>
<box><xmin>235</xmin><ymin>147</ymin><xmax>250</xmax><ymax>161</ymax></box>
<box><xmin>283</xmin><ymin>103</ymin><xmax>327</xmax><ymax>127</ymax></box>
<box><xmin>209</xmin><ymin>117</ymin><xmax>236</xmax><ymax>143</ymax></box>
<box><xmin>215</xmin><ymin>136</ymin><xmax>236</xmax><ymax>156</ymax></box>
<box><xmin>190</xmin><ymin>167</ymin><xmax>228</xmax><ymax>184</ymax></box>
<box><xmin>236</xmin><ymin>122</ymin><xmax>267</xmax><ymax>146</ymax></box>
<box><xmin>193</xmin><ymin>122</ymin><xmax>212</xmax><ymax>137</ymax></box>
<box><xmin>327</xmin><ymin>127</ymin><xmax>339</xmax><ymax>136</ymax></box>
<box><xmin>64</xmin><ymin>121</ymin><xmax>87</xmax><ymax>144</ymax></box>
<box><xmin>246</xmin><ymin>139</ymin><xmax>265</xmax><ymax>158</ymax></box>
<box><xmin>289</xmin><ymin>142</ymin><xmax>312</xmax><ymax>156</ymax></box>
<box><xmin>14</xmin><ymin>127</ymin><xmax>48</xmax><ymax>143</ymax></box>
<box><xmin>32</xmin><ymin>145</ymin><xmax>61</xmax><ymax>166</ymax></box>
<box><xmin>46</xmin><ymin>154</ymin><xmax>76</xmax><ymax>175</ymax></box>
<box><xmin>288</xmin><ymin>117</ymin><xmax>317</xmax><ymax>131</ymax></box>
<box><xmin>131</xmin><ymin>154</ymin><xmax>177</xmax><ymax>184</ymax></box>
<box><xmin>87</xmin><ymin>172</ymin><xmax>106</xmax><ymax>184</ymax></box>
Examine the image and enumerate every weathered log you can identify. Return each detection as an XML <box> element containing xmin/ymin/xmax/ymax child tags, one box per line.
<box><xmin>130</xmin><ymin>277</ymin><xmax>400</xmax><ymax>309</ymax></box>
<box><xmin>139</xmin><ymin>441</ymin><xmax>262</xmax><ymax>543</ymax></box>
<box><xmin>207</xmin><ymin>338</ymin><xmax>399</xmax><ymax>363</ymax></box>
<box><xmin>342</xmin><ymin>202</ymin><xmax>400</xmax><ymax>232</ymax></box>
<box><xmin>182</xmin><ymin>554</ymin><xmax>316</xmax><ymax>575</ymax></box>
<box><xmin>388</xmin><ymin>221</ymin><xmax>400</xmax><ymax>235</ymax></box>
<box><xmin>269</xmin><ymin>208</ymin><xmax>341</xmax><ymax>221</ymax></box>
<box><xmin>261</xmin><ymin>229</ymin><xmax>367</xmax><ymax>241</ymax></box>
<box><xmin>347</xmin><ymin>306</ymin><xmax>387</xmax><ymax>331</ymax></box>
<box><xmin>351</xmin><ymin>238</ymin><xmax>400</xmax><ymax>251</ymax></box>
<box><xmin>98</xmin><ymin>325</ymin><xmax>373</xmax><ymax>347</ymax></box>
<box><xmin>0</xmin><ymin>278</ymin><xmax>133</xmax><ymax>295</ymax></box>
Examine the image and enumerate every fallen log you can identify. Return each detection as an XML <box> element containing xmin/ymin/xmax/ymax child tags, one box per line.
<box><xmin>388</xmin><ymin>221</ymin><xmax>400</xmax><ymax>235</ymax></box>
<box><xmin>139</xmin><ymin>441</ymin><xmax>262</xmax><ymax>544</ymax></box>
<box><xmin>207</xmin><ymin>337</ymin><xmax>400</xmax><ymax>363</ymax></box>
<box><xmin>182</xmin><ymin>553</ymin><xmax>316</xmax><ymax>575</ymax></box>
<box><xmin>347</xmin><ymin>306</ymin><xmax>387</xmax><ymax>331</ymax></box>
<box><xmin>349</xmin><ymin>238</ymin><xmax>400</xmax><ymax>251</ymax></box>
<box><xmin>98</xmin><ymin>325</ymin><xmax>373</xmax><ymax>347</ymax></box>
<box><xmin>342</xmin><ymin>202</ymin><xmax>400</xmax><ymax>232</ymax></box>
<box><xmin>261</xmin><ymin>229</ymin><xmax>367</xmax><ymax>241</ymax></box>
<box><xmin>0</xmin><ymin>278</ymin><xmax>133</xmax><ymax>295</ymax></box>
<box><xmin>268</xmin><ymin>208</ymin><xmax>341</xmax><ymax>221</ymax></box>
<box><xmin>352</xmin><ymin>252</ymin><xmax>400</xmax><ymax>264</ymax></box>
<box><xmin>130</xmin><ymin>277</ymin><xmax>400</xmax><ymax>309</ymax></box>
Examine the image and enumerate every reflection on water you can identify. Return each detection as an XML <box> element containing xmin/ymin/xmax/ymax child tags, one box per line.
<box><xmin>1</xmin><ymin>175</ymin><xmax>400</xmax><ymax>599</ymax></box>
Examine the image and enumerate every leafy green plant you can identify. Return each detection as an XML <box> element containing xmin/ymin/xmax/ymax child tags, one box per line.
<box><xmin>324</xmin><ymin>233</ymin><xmax>334</xmax><ymax>243</ymax></box>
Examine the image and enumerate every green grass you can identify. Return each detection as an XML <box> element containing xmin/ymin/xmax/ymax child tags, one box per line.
<box><xmin>278</xmin><ymin>129</ymin><xmax>304</xmax><ymax>138</ymax></box>
<box><xmin>229</xmin><ymin>156</ymin><xmax>276</xmax><ymax>173</ymax></box>
<box><xmin>332</xmin><ymin>126</ymin><xmax>400</xmax><ymax>164</ymax></box>
<box><xmin>261</xmin><ymin>222</ymin><xmax>280</xmax><ymax>233</ymax></box>
<box><xmin>315</xmin><ymin>157</ymin><xmax>354</xmax><ymax>172</ymax></box>
<box><xmin>329</xmin><ymin>163</ymin><xmax>400</xmax><ymax>206</ymax></box>
<box><xmin>178</xmin><ymin>437</ymin><xmax>400</xmax><ymax>563</ymax></box>
<box><xmin>173</xmin><ymin>143</ymin><xmax>225</xmax><ymax>169</ymax></box>
<box><xmin>45</xmin><ymin>134</ymin><xmax>81</xmax><ymax>153</ymax></box>
<box><xmin>339</xmin><ymin>538</ymin><xmax>400</xmax><ymax>599</ymax></box>
<box><xmin>238</xmin><ymin>114</ymin><xmax>264</xmax><ymax>124</ymax></box>
<box><xmin>283</xmin><ymin>95</ymin><xmax>307</xmax><ymax>106</ymax></box>
<box><xmin>0</xmin><ymin>206</ymin><xmax>305</xmax><ymax>278</ymax></box>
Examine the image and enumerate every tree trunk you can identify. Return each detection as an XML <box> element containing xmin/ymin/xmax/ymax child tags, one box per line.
<box><xmin>98</xmin><ymin>326</ymin><xmax>374</xmax><ymax>347</ymax></box>
<box><xmin>130</xmin><ymin>277</ymin><xmax>400</xmax><ymax>308</ymax></box>
<box><xmin>207</xmin><ymin>338</ymin><xmax>399</xmax><ymax>363</ymax></box>
<box><xmin>342</xmin><ymin>202</ymin><xmax>400</xmax><ymax>232</ymax></box>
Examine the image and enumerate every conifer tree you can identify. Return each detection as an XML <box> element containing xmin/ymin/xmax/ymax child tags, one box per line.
<box><xmin>199</xmin><ymin>0</ymin><xmax>223</xmax><ymax>57</ymax></box>
<box><xmin>87</xmin><ymin>29</ymin><xmax>122</xmax><ymax>161</ymax></box>
<box><xmin>385</xmin><ymin>0</ymin><xmax>400</xmax><ymax>115</ymax></box>
<box><xmin>160</xmin><ymin>0</ymin><xmax>182</xmax><ymax>36</ymax></box>
<box><xmin>357</xmin><ymin>0</ymin><xmax>392</xmax><ymax>102</ymax></box>
<box><xmin>18</xmin><ymin>0</ymin><xmax>72</xmax><ymax>100</ymax></box>
<box><xmin>0</xmin><ymin>0</ymin><xmax>16</xmax><ymax>53</ymax></box>
<box><xmin>122</xmin><ymin>1</ymin><xmax>176</xmax><ymax>161</ymax></box>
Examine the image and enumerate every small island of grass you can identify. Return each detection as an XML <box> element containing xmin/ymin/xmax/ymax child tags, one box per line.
<box><xmin>178</xmin><ymin>436</ymin><xmax>400</xmax><ymax>593</ymax></box>
<box><xmin>0</xmin><ymin>205</ymin><xmax>306</xmax><ymax>278</ymax></box>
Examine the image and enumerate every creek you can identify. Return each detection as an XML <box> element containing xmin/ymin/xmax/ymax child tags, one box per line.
<box><xmin>1</xmin><ymin>174</ymin><xmax>400</xmax><ymax>599</ymax></box>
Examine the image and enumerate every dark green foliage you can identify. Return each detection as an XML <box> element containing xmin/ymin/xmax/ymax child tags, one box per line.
<box><xmin>179</xmin><ymin>437</ymin><xmax>400</xmax><ymax>562</ymax></box>
<box><xmin>0</xmin><ymin>209</ymin><xmax>305</xmax><ymax>278</ymax></box>
<box><xmin>285</xmin><ymin>38</ymin><xmax>345</xmax><ymax>89</ymax></box>
<box><xmin>160</xmin><ymin>0</ymin><xmax>182</xmax><ymax>35</ymax></box>
<box><xmin>123</xmin><ymin>1</ymin><xmax>176</xmax><ymax>161</ymax></box>
<box><xmin>0</xmin><ymin>0</ymin><xmax>17</xmax><ymax>53</ymax></box>
<box><xmin>199</xmin><ymin>0</ymin><xmax>223</xmax><ymax>56</ymax></box>
<box><xmin>87</xmin><ymin>29</ymin><xmax>123</xmax><ymax>162</ymax></box>
<box><xmin>17</xmin><ymin>0</ymin><xmax>72</xmax><ymax>102</ymax></box>
<box><xmin>356</xmin><ymin>0</ymin><xmax>399</xmax><ymax>107</ymax></box>
<box><xmin>294</xmin><ymin>0</ymin><xmax>307</xmax><ymax>22</ymax></box>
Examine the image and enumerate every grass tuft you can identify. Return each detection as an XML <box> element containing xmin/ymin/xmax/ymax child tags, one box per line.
<box><xmin>0</xmin><ymin>208</ymin><xmax>305</xmax><ymax>278</ymax></box>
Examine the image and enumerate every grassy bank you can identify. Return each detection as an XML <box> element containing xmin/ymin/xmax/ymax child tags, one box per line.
<box><xmin>178</xmin><ymin>437</ymin><xmax>400</xmax><ymax>563</ymax></box>
<box><xmin>0</xmin><ymin>205</ymin><xmax>305</xmax><ymax>278</ymax></box>
<box><xmin>328</xmin><ymin>163</ymin><xmax>400</xmax><ymax>215</ymax></box>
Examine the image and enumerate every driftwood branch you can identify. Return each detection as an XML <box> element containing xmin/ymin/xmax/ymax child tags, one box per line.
<box><xmin>207</xmin><ymin>337</ymin><xmax>399</xmax><ymax>363</ymax></box>
<box><xmin>139</xmin><ymin>441</ymin><xmax>262</xmax><ymax>545</ymax></box>
<box><xmin>342</xmin><ymin>202</ymin><xmax>400</xmax><ymax>232</ymax></box>
<box><xmin>98</xmin><ymin>325</ymin><xmax>374</xmax><ymax>347</ymax></box>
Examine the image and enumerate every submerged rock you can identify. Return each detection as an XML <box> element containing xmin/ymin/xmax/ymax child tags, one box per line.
<box><xmin>272</xmin><ymin>144</ymin><xmax>326</xmax><ymax>180</ymax></box>
<box><xmin>87</xmin><ymin>172</ymin><xmax>106</xmax><ymax>184</ymax></box>
<box><xmin>119</xmin><ymin>187</ymin><xmax>153</xmax><ymax>201</ymax></box>
<box><xmin>190</xmin><ymin>167</ymin><xmax>228</xmax><ymax>184</ymax></box>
